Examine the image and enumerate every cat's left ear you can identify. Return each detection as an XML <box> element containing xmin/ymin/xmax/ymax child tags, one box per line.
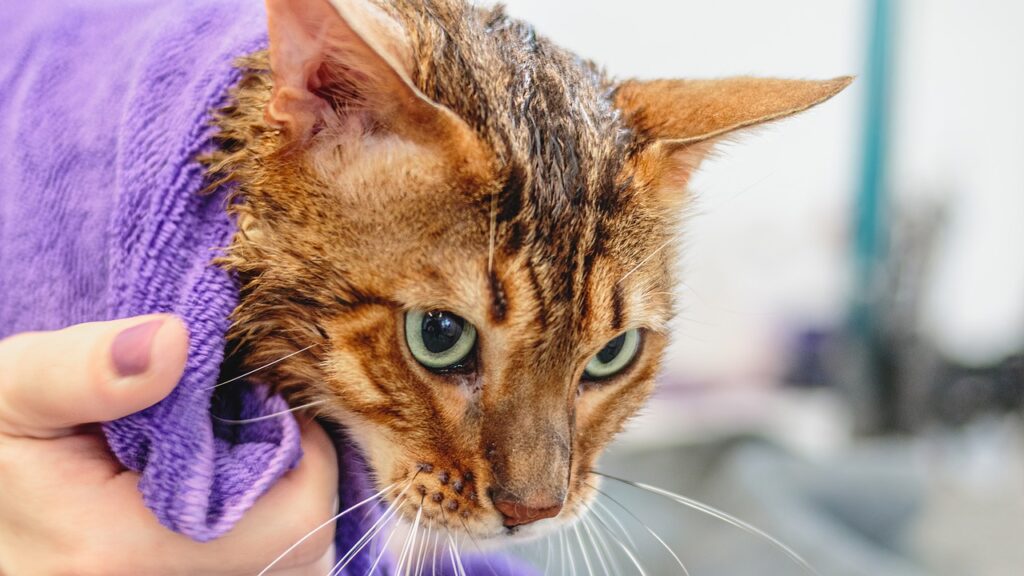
<box><xmin>264</xmin><ymin>0</ymin><xmax>451</xmax><ymax>140</ymax></box>
<box><xmin>613</xmin><ymin>76</ymin><xmax>852</xmax><ymax>202</ymax></box>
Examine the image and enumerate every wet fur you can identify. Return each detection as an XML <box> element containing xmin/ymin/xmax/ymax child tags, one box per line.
<box><xmin>203</xmin><ymin>0</ymin><xmax>848</xmax><ymax>541</ymax></box>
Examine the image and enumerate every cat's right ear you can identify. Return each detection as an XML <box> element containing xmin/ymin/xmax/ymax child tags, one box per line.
<box><xmin>612</xmin><ymin>76</ymin><xmax>852</xmax><ymax>206</ymax></box>
<box><xmin>265</xmin><ymin>0</ymin><xmax>441</xmax><ymax>140</ymax></box>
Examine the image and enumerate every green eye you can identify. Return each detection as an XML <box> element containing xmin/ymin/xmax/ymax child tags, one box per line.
<box><xmin>583</xmin><ymin>329</ymin><xmax>641</xmax><ymax>380</ymax></box>
<box><xmin>405</xmin><ymin>310</ymin><xmax>477</xmax><ymax>370</ymax></box>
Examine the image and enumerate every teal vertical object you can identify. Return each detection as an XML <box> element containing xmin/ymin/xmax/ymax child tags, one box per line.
<box><xmin>844</xmin><ymin>0</ymin><xmax>896</xmax><ymax>432</ymax></box>
<box><xmin>854</xmin><ymin>0</ymin><xmax>893</xmax><ymax>335</ymax></box>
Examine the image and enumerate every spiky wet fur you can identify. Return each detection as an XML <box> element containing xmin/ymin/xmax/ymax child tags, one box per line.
<box><xmin>202</xmin><ymin>0</ymin><xmax>845</xmax><ymax>541</ymax></box>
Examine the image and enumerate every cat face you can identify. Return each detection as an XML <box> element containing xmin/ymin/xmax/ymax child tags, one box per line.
<box><xmin>209</xmin><ymin>0</ymin><xmax>849</xmax><ymax>541</ymax></box>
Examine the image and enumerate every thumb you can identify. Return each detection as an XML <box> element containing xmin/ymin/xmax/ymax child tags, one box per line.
<box><xmin>0</xmin><ymin>314</ymin><xmax>189</xmax><ymax>437</ymax></box>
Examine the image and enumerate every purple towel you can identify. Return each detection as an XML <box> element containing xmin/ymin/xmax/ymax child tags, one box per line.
<box><xmin>0</xmin><ymin>0</ymin><xmax>306</xmax><ymax>543</ymax></box>
<box><xmin>1</xmin><ymin>0</ymin><xmax>535</xmax><ymax>573</ymax></box>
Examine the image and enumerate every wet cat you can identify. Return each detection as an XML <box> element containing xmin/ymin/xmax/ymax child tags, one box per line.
<box><xmin>205</xmin><ymin>0</ymin><xmax>849</xmax><ymax>555</ymax></box>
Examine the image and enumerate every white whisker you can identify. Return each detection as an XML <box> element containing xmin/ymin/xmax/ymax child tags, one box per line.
<box><xmin>394</xmin><ymin>503</ymin><xmax>418</xmax><ymax>575</ymax></box>
<box><xmin>446</xmin><ymin>535</ymin><xmax>460</xmax><ymax>576</ymax></box>
<box><xmin>573</xmin><ymin>523</ymin><xmax>596</xmax><ymax>576</ymax></box>
<box><xmin>618</xmin><ymin>238</ymin><xmax>673</xmax><ymax>284</ymax></box>
<box><xmin>415</xmin><ymin>522</ymin><xmax>432</xmax><ymax>576</ymax></box>
<box><xmin>595</xmin><ymin>472</ymin><xmax>816</xmax><ymax>576</ymax></box>
<box><xmin>588</xmin><ymin>513</ymin><xmax>648</xmax><ymax>576</ymax></box>
<box><xmin>364</xmin><ymin>508</ymin><xmax>404</xmax><ymax>576</ymax></box>
<box><xmin>543</xmin><ymin>534</ymin><xmax>552</xmax><ymax>576</ymax></box>
<box><xmin>457</xmin><ymin>517</ymin><xmax>501</xmax><ymax>576</ymax></box>
<box><xmin>432</xmin><ymin>528</ymin><xmax>440</xmax><ymax>576</ymax></box>
<box><xmin>257</xmin><ymin>482</ymin><xmax>395</xmax><ymax>576</ymax></box>
<box><xmin>406</xmin><ymin>501</ymin><xmax>424</xmax><ymax>576</ymax></box>
<box><xmin>331</xmin><ymin>474</ymin><xmax>419</xmax><ymax>576</ymax></box>
<box><xmin>328</xmin><ymin>501</ymin><xmax>401</xmax><ymax>576</ymax></box>
<box><xmin>211</xmin><ymin>399</ymin><xmax>326</xmax><ymax>425</ymax></box>
<box><xmin>592</xmin><ymin>499</ymin><xmax>638</xmax><ymax>551</ymax></box>
<box><xmin>454</xmin><ymin>532</ymin><xmax>468</xmax><ymax>576</ymax></box>
<box><xmin>581</xmin><ymin>516</ymin><xmax>614</xmax><ymax>576</ymax></box>
<box><xmin>562</xmin><ymin>528</ymin><xmax>577</xmax><ymax>576</ymax></box>
<box><xmin>207</xmin><ymin>344</ymin><xmax>318</xmax><ymax>390</ymax></box>
<box><xmin>589</xmin><ymin>482</ymin><xmax>690</xmax><ymax>576</ymax></box>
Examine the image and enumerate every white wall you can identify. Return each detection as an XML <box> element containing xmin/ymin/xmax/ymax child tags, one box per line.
<box><xmin>498</xmin><ymin>0</ymin><xmax>864</xmax><ymax>382</ymax></box>
<box><xmin>894</xmin><ymin>0</ymin><xmax>1024</xmax><ymax>365</ymax></box>
<box><xmin>499</xmin><ymin>0</ymin><xmax>1024</xmax><ymax>377</ymax></box>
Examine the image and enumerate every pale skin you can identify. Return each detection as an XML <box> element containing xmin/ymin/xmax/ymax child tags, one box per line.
<box><xmin>0</xmin><ymin>315</ymin><xmax>338</xmax><ymax>576</ymax></box>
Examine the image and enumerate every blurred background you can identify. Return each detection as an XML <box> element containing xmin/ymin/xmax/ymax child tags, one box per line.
<box><xmin>495</xmin><ymin>0</ymin><xmax>1024</xmax><ymax>574</ymax></box>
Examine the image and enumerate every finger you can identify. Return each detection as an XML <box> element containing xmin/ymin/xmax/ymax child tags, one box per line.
<box><xmin>0</xmin><ymin>314</ymin><xmax>189</xmax><ymax>437</ymax></box>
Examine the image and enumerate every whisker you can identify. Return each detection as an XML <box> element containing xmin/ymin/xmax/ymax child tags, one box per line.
<box><xmin>457</xmin><ymin>517</ymin><xmax>501</xmax><ymax>576</ymax></box>
<box><xmin>457</xmin><ymin>533</ymin><xmax>467</xmax><ymax>576</ymax></box>
<box><xmin>432</xmin><ymin>529</ymin><xmax>440</xmax><ymax>576</ymax></box>
<box><xmin>394</xmin><ymin>500</ymin><xmax>419</xmax><ymax>575</ymax></box>
<box><xmin>592</xmin><ymin>499</ymin><xmax>638</xmax><ymax>551</ymax></box>
<box><xmin>256</xmin><ymin>482</ymin><xmax>395</xmax><ymax>576</ymax></box>
<box><xmin>594</xmin><ymin>472</ymin><xmax>817</xmax><ymax>576</ymax></box>
<box><xmin>588</xmin><ymin>482</ymin><xmax>690</xmax><ymax>576</ymax></box>
<box><xmin>207</xmin><ymin>344</ymin><xmax>318</xmax><ymax>390</ymax></box>
<box><xmin>446</xmin><ymin>534</ymin><xmax>460</xmax><ymax>576</ymax></box>
<box><xmin>562</xmin><ymin>529</ymin><xmax>577</xmax><ymax>576</ymax></box>
<box><xmin>211</xmin><ymin>399</ymin><xmax>326</xmax><ymax>425</ymax></box>
<box><xmin>573</xmin><ymin>523</ymin><xmax>596</xmax><ymax>576</ymax></box>
<box><xmin>364</xmin><ymin>506</ymin><xmax>405</xmax><ymax>576</ymax></box>
<box><xmin>454</xmin><ymin>532</ymin><xmax>468</xmax><ymax>576</ymax></box>
<box><xmin>587</xmin><ymin>508</ymin><xmax>642</xmax><ymax>574</ymax></box>
<box><xmin>328</xmin><ymin>500</ymin><xmax>402</xmax><ymax>576</ymax></box>
<box><xmin>415</xmin><ymin>522</ymin><xmax>432</xmax><ymax>576</ymax></box>
<box><xmin>330</xmin><ymin>474</ymin><xmax>420</xmax><ymax>576</ymax></box>
<box><xmin>406</xmin><ymin>500</ymin><xmax>424</xmax><ymax>576</ymax></box>
<box><xmin>581</xmin><ymin>516</ymin><xmax>614</xmax><ymax>576</ymax></box>
<box><xmin>444</xmin><ymin>528</ymin><xmax>468</xmax><ymax>573</ymax></box>
<box><xmin>619</xmin><ymin>238</ymin><xmax>673</xmax><ymax>284</ymax></box>
<box><xmin>543</xmin><ymin>534</ymin><xmax>552</xmax><ymax>576</ymax></box>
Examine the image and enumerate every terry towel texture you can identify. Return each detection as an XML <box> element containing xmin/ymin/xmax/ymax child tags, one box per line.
<box><xmin>0</xmin><ymin>1</ymin><xmax>531</xmax><ymax>573</ymax></box>
<box><xmin>0</xmin><ymin>0</ymin><xmax>306</xmax><ymax>544</ymax></box>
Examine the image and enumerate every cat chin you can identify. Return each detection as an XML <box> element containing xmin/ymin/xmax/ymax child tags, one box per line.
<box><xmin>386</xmin><ymin>514</ymin><xmax>564</xmax><ymax>554</ymax></box>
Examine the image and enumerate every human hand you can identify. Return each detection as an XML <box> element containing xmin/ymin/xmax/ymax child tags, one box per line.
<box><xmin>0</xmin><ymin>315</ymin><xmax>339</xmax><ymax>575</ymax></box>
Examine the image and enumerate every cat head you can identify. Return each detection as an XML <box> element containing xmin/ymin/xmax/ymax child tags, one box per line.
<box><xmin>213</xmin><ymin>0</ymin><xmax>849</xmax><ymax>542</ymax></box>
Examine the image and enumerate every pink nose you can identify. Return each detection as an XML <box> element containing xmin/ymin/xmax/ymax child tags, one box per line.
<box><xmin>493</xmin><ymin>497</ymin><xmax>563</xmax><ymax>527</ymax></box>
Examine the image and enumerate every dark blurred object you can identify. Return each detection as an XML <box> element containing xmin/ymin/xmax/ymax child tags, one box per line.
<box><xmin>815</xmin><ymin>0</ymin><xmax>1024</xmax><ymax>433</ymax></box>
<box><xmin>931</xmin><ymin>354</ymin><xmax>1024</xmax><ymax>425</ymax></box>
<box><xmin>787</xmin><ymin>197</ymin><xmax>1024</xmax><ymax>431</ymax></box>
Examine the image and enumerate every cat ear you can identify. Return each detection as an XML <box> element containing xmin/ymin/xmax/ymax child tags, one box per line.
<box><xmin>613</xmin><ymin>76</ymin><xmax>852</xmax><ymax>200</ymax></box>
<box><xmin>265</xmin><ymin>0</ymin><xmax>437</xmax><ymax>139</ymax></box>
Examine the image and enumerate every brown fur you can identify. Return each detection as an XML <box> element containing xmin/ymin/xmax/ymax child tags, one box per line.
<box><xmin>202</xmin><ymin>0</ymin><xmax>849</xmax><ymax>540</ymax></box>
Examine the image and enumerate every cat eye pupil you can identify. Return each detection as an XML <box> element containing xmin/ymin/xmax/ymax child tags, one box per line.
<box><xmin>421</xmin><ymin>312</ymin><xmax>464</xmax><ymax>353</ymax></box>
<box><xmin>583</xmin><ymin>328</ymin><xmax>641</xmax><ymax>381</ymax></box>
<box><xmin>405</xmin><ymin>309</ymin><xmax>477</xmax><ymax>371</ymax></box>
<box><xmin>596</xmin><ymin>333</ymin><xmax>626</xmax><ymax>364</ymax></box>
